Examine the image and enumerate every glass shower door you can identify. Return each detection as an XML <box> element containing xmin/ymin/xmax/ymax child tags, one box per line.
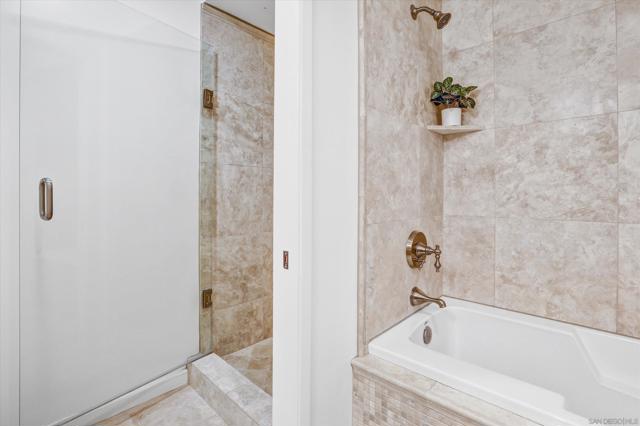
<box><xmin>19</xmin><ymin>2</ymin><xmax>200</xmax><ymax>425</ymax></box>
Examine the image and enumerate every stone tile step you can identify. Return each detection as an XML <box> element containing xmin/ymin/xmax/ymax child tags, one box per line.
<box><xmin>99</xmin><ymin>386</ymin><xmax>228</xmax><ymax>426</ymax></box>
<box><xmin>189</xmin><ymin>353</ymin><xmax>272</xmax><ymax>426</ymax></box>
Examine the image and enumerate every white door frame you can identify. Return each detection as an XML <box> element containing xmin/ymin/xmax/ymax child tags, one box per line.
<box><xmin>272</xmin><ymin>0</ymin><xmax>313</xmax><ymax>425</ymax></box>
<box><xmin>0</xmin><ymin>1</ymin><xmax>21</xmax><ymax>425</ymax></box>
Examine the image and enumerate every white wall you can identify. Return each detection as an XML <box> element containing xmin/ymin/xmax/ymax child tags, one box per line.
<box><xmin>310</xmin><ymin>1</ymin><xmax>359</xmax><ymax>424</ymax></box>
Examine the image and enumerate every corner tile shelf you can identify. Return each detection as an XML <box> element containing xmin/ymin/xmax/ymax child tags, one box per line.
<box><xmin>427</xmin><ymin>125</ymin><xmax>482</xmax><ymax>135</ymax></box>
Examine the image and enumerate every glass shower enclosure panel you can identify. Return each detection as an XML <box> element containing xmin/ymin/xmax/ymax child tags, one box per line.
<box><xmin>19</xmin><ymin>2</ymin><xmax>200</xmax><ymax>425</ymax></box>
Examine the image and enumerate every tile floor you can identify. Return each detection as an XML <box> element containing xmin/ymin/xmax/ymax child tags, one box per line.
<box><xmin>223</xmin><ymin>338</ymin><xmax>272</xmax><ymax>395</ymax></box>
<box><xmin>101</xmin><ymin>386</ymin><xmax>227</xmax><ymax>426</ymax></box>
<box><xmin>100</xmin><ymin>339</ymin><xmax>272</xmax><ymax>426</ymax></box>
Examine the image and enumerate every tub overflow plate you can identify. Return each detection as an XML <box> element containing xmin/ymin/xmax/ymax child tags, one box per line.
<box><xmin>423</xmin><ymin>324</ymin><xmax>433</xmax><ymax>344</ymax></box>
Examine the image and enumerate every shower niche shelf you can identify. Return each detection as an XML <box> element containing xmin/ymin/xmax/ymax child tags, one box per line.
<box><xmin>427</xmin><ymin>125</ymin><xmax>482</xmax><ymax>135</ymax></box>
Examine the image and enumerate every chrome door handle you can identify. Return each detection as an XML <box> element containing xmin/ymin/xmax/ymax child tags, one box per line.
<box><xmin>39</xmin><ymin>177</ymin><xmax>53</xmax><ymax>221</ymax></box>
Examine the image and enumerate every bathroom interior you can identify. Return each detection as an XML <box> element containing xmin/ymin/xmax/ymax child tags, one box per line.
<box><xmin>1</xmin><ymin>0</ymin><xmax>639</xmax><ymax>426</ymax></box>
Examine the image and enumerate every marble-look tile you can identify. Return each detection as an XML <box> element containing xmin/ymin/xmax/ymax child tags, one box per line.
<box><xmin>190</xmin><ymin>361</ymin><xmax>255</xmax><ymax>426</ymax></box>
<box><xmin>130</xmin><ymin>387</ymin><xmax>227</xmax><ymax>426</ymax></box>
<box><xmin>365</xmin><ymin>216</ymin><xmax>442</xmax><ymax>341</ymax></box>
<box><xmin>442</xmin><ymin>0</ymin><xmax>493</xmax><ymax>52</ymax></box>
<box><xmin>443</xmin><ymin>130</ymin><xmax>495</xmax><ymax>217</ymax></box>
<box><xmin>213</xmin><ymin>233</ymin><xmax>271</xmax><ymax>308</ymax></box>
<box><xmin>495</xmin><ymin>114</ymin><xmax>618</xmax><ymax>222</ymax></box>
<box><xmin>223</xmin><ymin>338</ymin><xmax>272</xmax><ymax>395</ymax></box>
<box><xmin>216</xmin><ymin>165</ymin><xmax>270</xmax><ymax>237</ymax></box>
<box><xmin>226</xmin><ymin>384</ymin><xmax>272</xmax><ymax>426</ymax></box>
<box><xmin>216</xmin><ymin>92</ymin><xmax>263</xmax><ymax>167</ymax></box>
<box><xmin>619</xmin><ymin>224</ymin><xmax>640</xmax><ymax>338</ymax></box>
<box><xmin>619</xmin><ymin>110</ymin><xmax>640</xmax><ymax>223</ymax></box>
<box><xmin>364</xmin><ymin>0</ymin><xmax>441</xmax><ymax>126</ymax></box>
<box><xmin>199</xmin><ymin>306</ymin><xmax>213</xmax><ymax>354</ymax></box>
<box><xmin>262</xmin><ymin>296</ymin><xmax>272</xmax><ymax>338</ymax></box>
<box><xmin>202</xmin><ymin>10</ymin><xmax>270</xmax><ymax>109</ymax></box>
<box><xmin>495</xmin><ymin>218</ymin><xmax>617</xmax><ymax>331</ymax></box>
<box><xmin>443</xmin><ymin>42</ymin><xmax>494</xmax><ymax>129</ymax></box>
<box><xmin>427</xmin><ymin>383</ymin><xmax>539</xmax><ymax>426</ymax></box>
<box><xmin>262</xmin><ymin>111</ymin><xmax>274</xmax><ymax>169</ymax></box>
<box><xmin>493</xmin><ymin>0</ymin><xmax>612</xmax><ymax>38</ymax></box>
<box><xmin>494</xmin><ymin>6</ymin><xmax>616</xmax><ymax>127</ymax></box>
<box><xmin>200</xmin><ymin>42</ymin><xmax>217</xmax><ymax>355</ymax></box>
<box><xmin>365</xmin><ymin>108</ymin><xmax>421</xmax><ymax>224</ymax></box>
<box><xmin>352</xmin><ymin>355</ymin><xmax>437</xmax><ymax>399</ymax></box>
<box><xmin>419</xmin><ymin>130</ymin><xmax>444</xmax><ymax>220</ymax></box>
<box><xmin>191</xmin><ymin>353</ymin><xmax>271</xmax><ymax>426</ymax></box>
<box><xmin>617</xmin><ymin>0</ymin><xmax>640</xmax><ymax>112</ymax></box>
<box><xmin>261</xmin><ymin>39</ymin><xmax>275</xmax><ymax>112</ymax></box>
<box><xmin>352</xmin><ymin>355</ymin><xmax>540</xmax><ymax>426</ymax></box>
<box><xmin>260</xmin><ymin>38</ymin><xmax>274</xmax><ymax>171</ymax></box>
<box><xmin>193</xmin><ymin>354</ymin><xmax>254</xmax><ymax>394</ymax></box>
<box><xmin>212</xmin><ymin>299</ymin><xmax>265</xmax><ymax>356</ymax></box>
<box><xmin>443</xmin><ymin>216</ymin><xmax>495</xmax><ymax>304</ymax></box>
<box><xmin>262</xmin><ymin>168</ymin><xmax>273</xmax><ymax>232</ymax></box>
<box><xmin>200</xmin><ymin>44</ymin><xmax>217</xmax><ymax>165</ymax></box>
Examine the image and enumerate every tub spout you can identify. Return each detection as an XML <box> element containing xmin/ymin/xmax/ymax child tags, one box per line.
<box><xmin>410</xmin><ymin>287</ymin><xmax>446</xmax><ymax>308</ymax></box>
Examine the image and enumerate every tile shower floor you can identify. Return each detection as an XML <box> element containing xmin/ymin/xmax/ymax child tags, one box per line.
<box><xmin>223</xmin><ymin>338</ymin><xmax>273</xmax><ymax>395</ymax></box>
<box><xmin>101</xmin><ymin>339</ymin><xmax>273</xmax><ymax>426</ymax></box>
<box><xmin>100</xmin><ymin>386</ymin><xmax>227</xmax><ymax>426</ymax></box>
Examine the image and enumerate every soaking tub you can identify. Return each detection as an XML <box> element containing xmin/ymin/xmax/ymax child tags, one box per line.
<box><xmin>369</xmin><ymin>297</ymin><xmax>640</xmax><ymax>426</ymax></box>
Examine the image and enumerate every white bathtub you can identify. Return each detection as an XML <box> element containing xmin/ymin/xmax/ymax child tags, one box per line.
<box><xmin>369</xmin><ymin>297</ymin><xmax>640</xmax><ymax>426</ymax></box>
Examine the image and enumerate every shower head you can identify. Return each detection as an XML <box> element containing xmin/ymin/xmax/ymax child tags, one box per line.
<box><xmin>410</xmin><ymin>4</ymin><xmax>452</xmax><ymax>29</ymax></box>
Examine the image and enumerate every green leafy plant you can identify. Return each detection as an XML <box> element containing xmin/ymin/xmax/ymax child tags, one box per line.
<box><xmin>430</xmin><ymin>77</ymin><xmax>477</xmax><ymax>109</ymax></box>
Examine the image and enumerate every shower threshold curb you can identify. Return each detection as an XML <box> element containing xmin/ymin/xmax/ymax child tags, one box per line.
<box><xmin>189</xmin><ymin>353</ymin><xmax>272</xmax><ymax>426</ymax></box>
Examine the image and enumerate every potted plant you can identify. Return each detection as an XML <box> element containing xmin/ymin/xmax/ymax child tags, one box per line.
<box><xmin>430</xmin><ymin>77</ymin><xmax>477</xmax><ymax>126</ymax></box>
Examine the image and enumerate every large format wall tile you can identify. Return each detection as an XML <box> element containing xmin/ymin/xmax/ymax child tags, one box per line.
<box><xmin>365</xmin><ymin>109</ymin><xmax>422</xmax><ymax>224</ymax></box>
<box><xmin>213</xmin><ymin>233</ymin><xmax>272</xmax><ymax>309</ymax></box>
<box><xmin>493</xmin><ymin>0</ymin><xmax>612</xmax><ymax>38</ymax></box>
<box><xmin>443</xmin><ymin>216</ymin><xmax>495</xmax><ymax>304</ymax></box>
<box><xmin>444</xmin><ymin>130</ymin><xmax>495</xmax><ymax>217</ymax></box>
<box><xmin>212</xmin><ymin>298</ymin><xmax>266</xmax><ymax>356</ymax></box>
<box><xmin>619</xmin><ymin>110</ymin><xmax>640</xmax><ymax>223</ymax></box>
<box><xmin>200</xmin><ymin>44</ymin><xmax>217</xmax><ymax>354</ymax></box>
<box><xmin>495</xmin><ymin>218</ymin><xmax>617</xmax><ymax>331</ymax></box>
<box><xmin>202</xmin><ymin>7</ymin><xmax>274</xmax><ymax>353</ymax></box>
<box><xmin>443</xmin><ymin>42</ymin><xmax>494</xmax><ymax>129</ymax></box>
<box><xmin>419</xmin><ymin>131</ymin><xmax>444</xmax><ymax>220</ymax></box>
<box><xmin>619</xmin><ymin>224</ymin><xmax>640</xmax><ymax>338</ymax></box>
<box><xmin>495</xmin><ymin>114</ymin><xmax>618</xmax><ymax>222</ymax></box>
<box><xmin>494</xmin><ymin>6</ymin><xmax>616</xmax><ymax>128</ymax></box>
<box><xmin>365</xmin><ymin>217</ymin><xmax>442</xmax><ymax>342</ymax></box>
<box><xmin>202</xmin><ymin>11</ymin><xmax>269</xmax><ymax>109</ymax></box>
<box><xmin>364</xmin><ymin>0</ymin><xmax>441</xmax><ymax>126</ymax></box>
<box><xmin>442</xmin><ymin>0</ymin><xmax>492</xmax><ymax>52</ymax></box>
<box><xmin>217</xmin><ymin>165</ymin><xmax>270</xmax><ymax>237</ymax></box>
<box><xmin>617</xmin><ymin>0</ymin><xmax>640</xmax><ymax>112</ymax></box>
<box><xmin>361</xmin><ymin>0</ymin><xmax>444</xmax><ymax>349</ymax></box>
<box><xmin>216</xmin><ymin>91</ymin><xmax>263</xmax><ymax>167</ymax></box>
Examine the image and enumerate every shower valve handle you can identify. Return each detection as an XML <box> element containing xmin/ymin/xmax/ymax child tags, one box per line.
<box><xmin>433</xmin><ymin>245</ymin><xmax>441</xmax><ymax>272</ymax></box>
<box><xmin>406</xmin><ymin>231</ymin><xmax>442</xmax><ymax>272</ymax></box>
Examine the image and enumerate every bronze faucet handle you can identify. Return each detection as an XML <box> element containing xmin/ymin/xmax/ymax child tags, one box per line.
<box><xmin>434</xmin><ymin>245</ymin><xmax>441</xmax><ymax>272</ymax></box>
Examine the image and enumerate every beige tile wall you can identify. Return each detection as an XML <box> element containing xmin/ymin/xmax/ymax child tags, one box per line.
<box><xmin>358</xmin><ymin>0</ymin><xmax>445</xmax><ymax>353</ymax></box>
<box><xmin>442</xmin><ymin>0</ymin><xmax>640</xmax><ymax>338</ymax></box>
<box><xmin>200</xmin><ymin>6</ymin><xmax>274</xmax><ymax>355</ymax></box>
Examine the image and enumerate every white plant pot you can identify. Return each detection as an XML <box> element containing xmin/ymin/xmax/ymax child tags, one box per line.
<box><xmin>441</xmin><ymin>107</ymin><xmax>462</xmax><ymax>126</ymax></box>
